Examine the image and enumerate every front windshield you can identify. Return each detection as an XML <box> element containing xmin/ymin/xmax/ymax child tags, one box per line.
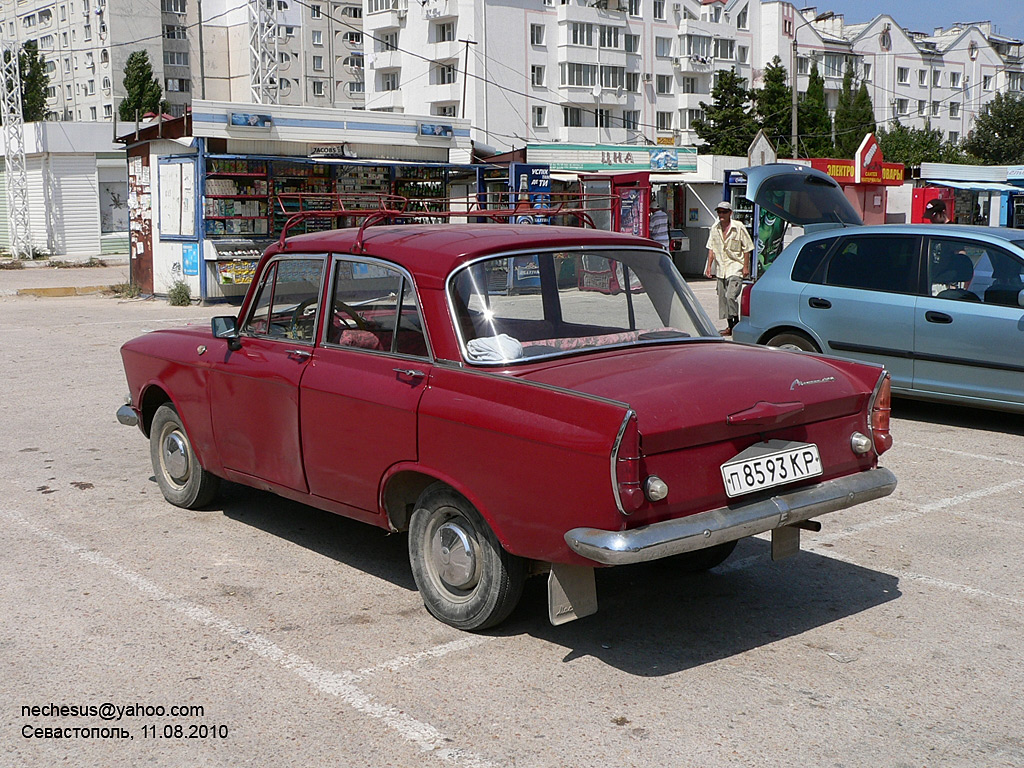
<box><xmin>449</xmin><ymin>248</ymin><xmax>718</xmax><ymax>365</ymax></box>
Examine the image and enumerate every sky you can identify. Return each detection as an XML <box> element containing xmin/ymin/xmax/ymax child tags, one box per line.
<box><xmin>792</xmin><ymin>0</ymin><xmax>1024</xmax><ymax>40</ymax></box>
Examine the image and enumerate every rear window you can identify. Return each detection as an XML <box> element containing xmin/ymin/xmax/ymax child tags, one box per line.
<box><xmin>791</xmin><ymin>237</ymin><xmax>836</xmax><ymax>283</ymax></box>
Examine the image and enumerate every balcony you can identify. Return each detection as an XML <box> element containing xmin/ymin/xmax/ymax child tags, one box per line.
<box><xmin>370</xmin><ymin>88</ymin><xmax>403</xmax><ymax>111</ymax></box>
<box><xmin>367</xmin><ymin>50</ymin><xmax>400</xmax><ymax>69</ymax></box>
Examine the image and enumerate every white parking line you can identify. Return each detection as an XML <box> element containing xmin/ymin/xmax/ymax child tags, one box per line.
<box><xmin>802</xmin><ymin>545</ymin><xmax>1024</xmax><ymax>609</ymax></box>
<box><xmin>352</xmin><ymin>636</ymin><xmax>488</xmax><ymax>681</ymax></box>
<box><xmin>900</xmin><ymin>442</ymin><xmax>1024</xmax><ymax>468</ymax></box>
<box><xmin>1</xmin><ymin>508</ymin><xmax>495</xmax><ymax>768</ymax></box>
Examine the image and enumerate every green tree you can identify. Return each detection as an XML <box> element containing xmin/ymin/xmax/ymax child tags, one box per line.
<box><xmin>798</xmin><ymin>61</ymin><xmax>833</xmax><ymax>157</ymax></box>
<box><xmin>963</xmin><ymin>92</ymin><xmax>1024</xmax><ymax>165</ymax></box>
<box><xmin>833</xmin><ymin>64</ymin><xmax>876</xmax><ymax>158</ymax></box>
<box><xmin>693</xmin><ymin>68</ymin><xmax>759</xmax><ymax>156</ymax></box>
<box><xmin>119</xmin><ymin>51</ymin><xmax>164</xmax><ymax>121</ymax></box>
<box><xmin>20</xmin><ymin>41</ymin><xmax>50</xmax><ymax>122</ymax></box>
<box><xmin>876</xmin><ymin>120</ymin><xmax>978</xmax><ymax>168</ymax></box>
<box><xmin>753</xmin><ymin>56</ymin><xmax>793</xmax><ymax>157</ymax></box>
<box><xmin>0</xmin><ymin>42</ymin><xmax>50</xmax><ymax>124</ymax></box>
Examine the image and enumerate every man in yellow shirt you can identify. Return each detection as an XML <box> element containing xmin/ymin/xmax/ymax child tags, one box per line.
<box><xmin>704</xmin><ymin>200</ymin><xmax>753</xmax><ymax>336</ymax></box>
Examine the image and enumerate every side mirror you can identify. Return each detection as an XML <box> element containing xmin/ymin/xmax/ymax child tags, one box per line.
<box><xmin>212</xmin><ymin>316</ymin><xmax>242</xmax><ymax>351</ymax></box>
<box><xmin>1019</xmin><ymin>288</ymin><xmax>1024</xmax><ymax>308</ymax></box>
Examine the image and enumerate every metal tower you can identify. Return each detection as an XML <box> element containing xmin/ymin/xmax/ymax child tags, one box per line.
<box><xmin>248</xmin><ymin>0</ymin><xmax>280</xmax><ymax>104</ymax></box>
<box><xmin>1</xmin><ymin>41</ymin><xmax>32</xmax><ymax>259</ymax></box>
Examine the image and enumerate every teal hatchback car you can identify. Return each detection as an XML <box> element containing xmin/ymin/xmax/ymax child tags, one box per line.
<box><xmin>733</xmin><ymin>164</ymin><xmax>1024</xmax><ymax>414</ymax></box>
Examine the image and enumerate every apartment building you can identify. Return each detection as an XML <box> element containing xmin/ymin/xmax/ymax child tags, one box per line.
<box><xmin>196</xmin><ymin>0</ymin><xmax>366</xmax><ymax>108</ymax></box>
<box><xmin>361</xmin><ymin>0</ymin><xmax>1022</xmax><ymax>152</ymax></box>
<box><xmin>1</xmin><ymin>0</ymin><xmax>191</xmax><ymax>120</ymax></box>
<box><xmin>3</xmin><ymin>0</ymin><xmax>1021</xmax><ymax>148</ymax></box>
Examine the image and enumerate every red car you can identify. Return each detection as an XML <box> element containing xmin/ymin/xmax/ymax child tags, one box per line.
<box><xmin>117</xmin><ymin>223</ymin><xmax>896</xmax><ymax>630</ymax></box>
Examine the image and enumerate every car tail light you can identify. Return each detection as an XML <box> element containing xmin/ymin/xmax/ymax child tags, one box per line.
<box><xmin>868</xmin><ymin>373</ymin><xmax>893</xmax><ymax>455</ymax></box>
<box><xmin>739</xmin><ymin>281</ymin><xmax>751</xmax><ymax>319</ymax></box>
<box><xmin>612</xmin><ymin>411</ymin><xmax>644</xmax><ymax>514</ymax></box>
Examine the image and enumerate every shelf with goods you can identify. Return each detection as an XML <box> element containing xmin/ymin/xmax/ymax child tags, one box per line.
<box><xmin>203</xmin><ymin>157</ymin><xmax>271</xmax><ymax>238</ymax></box>
<box><xmin>394</xmin><ymin>166</ymin><xmax>448</xmax><ymax>219</ymax></box>
<box><xmin>271</xmin><ymin>159</ymin><xmax>337</xmax><ymax>235</ymax></box>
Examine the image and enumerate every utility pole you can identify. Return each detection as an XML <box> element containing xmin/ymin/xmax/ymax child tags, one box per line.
<box><xmin>458</xmin><ymin>38</ymin><xmax>477</xmax><ymax>119</ymax></box>
<box><xmin>197</xmin><ymin>0</ymin><xmax>207</xmax><ymax>99</ymax></box>
<box><xmin>791</xmin><ymin>39</ymin><xmax>799</xmax><ymax>159</ymax></box>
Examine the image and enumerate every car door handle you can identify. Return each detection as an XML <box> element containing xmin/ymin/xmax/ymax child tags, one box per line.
<box><xmin>925</xmin><ymin>311</ymin><xmax>953</xmax><ymax>324</ymax></box>
<box><xmin>393</xmin><ymin>368</ymin><xmax>426</xmax><ymax>378</ymax></box>
<box><xmin>285</xmin><ymin>348</ymin><xmax>312</xmax><ymax>359</ymax></box>
<box><xmin>807</xmin><ymin>297</ymin><xmax>831</xmax><ymax>309</ymax></box>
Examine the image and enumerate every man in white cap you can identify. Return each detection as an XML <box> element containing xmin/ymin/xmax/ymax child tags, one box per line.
<box><xmin>704</xmin><ymin>200</ymin><xmax>753</xmax><ymax>336</ymax></box>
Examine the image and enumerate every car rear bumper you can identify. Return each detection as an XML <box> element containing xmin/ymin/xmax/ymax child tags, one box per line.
<box><xmin>565</xmin><ymin>467</ymin><xmax>896</xmax><ymax>565</ymax></box>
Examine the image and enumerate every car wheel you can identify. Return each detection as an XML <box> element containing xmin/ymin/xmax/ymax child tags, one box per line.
<box><xmin>765</xmin><ymin>331</ymin><xmax>820</xmax><ymax>353</ymax></box>
<box><xmin>408</xmin><ymin>485</ymin><xmax>525</xmax><ymax>631</ymax></box>
<box><xmin>150</xmin><ymin>403</ymin><xmax>220</xmax><ymax>509</ymax></box>
<box><xmin>671</xmin><ymin>540</ymin><xmax>738</xmax><ymax>572</ymax></box>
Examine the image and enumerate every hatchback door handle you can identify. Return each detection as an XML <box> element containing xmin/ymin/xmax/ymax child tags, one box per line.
<box><xmin>807</xmin><ymin>297</ymin><xmax>831</xmax><ymax>309</ymax></box>
<box><xmin>925</xmin><ymin>311</ymin><xmax>953</xmax><ymax>324</ymax></box>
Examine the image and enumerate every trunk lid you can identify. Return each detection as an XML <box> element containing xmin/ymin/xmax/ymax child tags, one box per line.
<box><xmin>741</xmin><ymin>163</ymin><xmax>863</xmax><ymax>230</ymax></box>
<box><xmin>517</xmin><ymin>342</ymin><xmax>867</xmax><ymax>454</ymax></box>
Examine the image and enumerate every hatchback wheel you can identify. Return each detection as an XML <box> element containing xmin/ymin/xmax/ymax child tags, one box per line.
<box><xmin>766</xmin><ymin>332</ymin><xmax>820</xmax><ymax>353</ymax></box>
<box><xmin>408</xmin><ymin>485</ymin><xmax>525</xmax><ymax>631</ymax></box>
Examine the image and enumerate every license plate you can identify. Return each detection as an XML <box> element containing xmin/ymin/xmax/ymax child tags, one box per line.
<box><xmin>721</xmin><ymin>440</ymin><xmax>823</xmax><ymax>499</ymax></box>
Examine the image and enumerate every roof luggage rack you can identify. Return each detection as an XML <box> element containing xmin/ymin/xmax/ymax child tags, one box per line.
<box><xmin>273</xmin><ymin>191</ymin><xmax>619</xmax><ymax>252</ymax></box>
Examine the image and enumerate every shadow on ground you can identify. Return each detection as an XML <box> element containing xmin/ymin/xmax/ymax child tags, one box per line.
<box><xmin>211</xmin><ymin>481</ymin><xmax>900</xmax><ymax>676</ymax></box>
<box><xmin>893</xmin><ymin>397</ymin><xmax>1024</xmax><ymax>436</ymax></box>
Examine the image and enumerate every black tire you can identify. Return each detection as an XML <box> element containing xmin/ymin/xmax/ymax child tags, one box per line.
<box><xmin>765</xmin><ymin>331</ymin><xmax>820</xmax><ymax>353</ymax></box>
<box><xmin>671</xmin><ymin>540</ymin><xmax>738</xmax><ymax>572</ymax></box>
<box><xmin>150</xmin><ymin>403</ymin><xmax>220</xmax><ymax>509</ymax></box>
<box><xmin>408</xmin><ymin>484</ymin><xmax>525</xmax><ymax>631</ymax></box>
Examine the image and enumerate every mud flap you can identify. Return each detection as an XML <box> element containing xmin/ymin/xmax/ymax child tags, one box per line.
<box><xmin>547</xmin><ymin>563</ymin><xmax>597</xmax><ymax>626</ymax></box>
<box><xmin>771</xmin><ymin>525</ymin><xmax>801</xmax><ymax>560</ymax></box>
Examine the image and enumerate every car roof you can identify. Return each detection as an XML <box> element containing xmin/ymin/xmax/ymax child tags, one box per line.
<box><xmin>796</xmin><ymin>223</ymin><xmax>1024</xmax><ymax>244</ymax></box>
<box><xmin>266</xmin><ymin>224</ymin><xmax>654</xmax><ymax>283</ymax></box>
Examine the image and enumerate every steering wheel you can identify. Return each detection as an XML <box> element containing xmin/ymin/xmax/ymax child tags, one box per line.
<box><xmin>288</xmin><ymin>298</ymin><xmax>319</xmax><ymax>339</ymax></box>
<box><xmin>333</xmin><ymin>300</ymin><xmax>367</xmax><ymax>330</ymax></box>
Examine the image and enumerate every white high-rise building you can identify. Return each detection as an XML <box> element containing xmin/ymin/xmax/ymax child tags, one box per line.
<box><xmin>1</xmin><ymin>0</ymin><xmax>192</xmax><ymax>120</ymax></box>
<box><xmin>361</xmin><ymin>0</ymin><xmax>1022</xmax><ymax>152</ymax></box>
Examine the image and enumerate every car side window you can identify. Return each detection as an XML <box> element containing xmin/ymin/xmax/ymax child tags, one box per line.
<box><xmin>791</xmin><ymin>237</ymin><xmax>836</xmax><ymax>283</ymax></box>
<box><xmin>242</xmin><ymin>258</ymin><xmax>325</xmax><ymax>342</ymax></box>
<box><xmin>825</xmin><ymin>236</ymin><xmax>918</xmax><ymax>294</ymax></box>
<box><xmin>928</xmin><ymin>238</ymin><xmax>981</xmax><ymax>301</ymax></box>
<box><xmin>981</xmin><ymin>249</ymin><xmax>1024</xmax><ymax>307</ymax></box>
<box><xmin>328</xmin><ymin>259</ymin><xmax>428</xmax><ymax>357</ymax></box>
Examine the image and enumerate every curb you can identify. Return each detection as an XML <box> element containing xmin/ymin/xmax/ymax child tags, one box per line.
<box><xmin>16</xmin><ymin>285</ymin><xmax>116</xmax><ymax>298</ymax></box>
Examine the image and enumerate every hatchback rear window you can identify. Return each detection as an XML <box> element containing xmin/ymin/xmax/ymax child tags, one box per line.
<box><xmin>791</xmin><ymin>237</ymin><xmax>835</xmax><ymax>283</ymax></box>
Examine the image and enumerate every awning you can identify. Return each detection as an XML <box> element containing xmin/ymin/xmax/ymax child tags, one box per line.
<box><xmin>928</xmin><ymin>180</ymin><xmax>1024</xmax><ymax>193</ymax></box>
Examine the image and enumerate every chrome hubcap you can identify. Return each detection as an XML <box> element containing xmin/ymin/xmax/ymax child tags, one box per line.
<box><xmin>430</xmin><ymin>521</ymin><xmax>478</xmax><ymax>590</ymax></box>
<box><xmin>162</xmin><ymin>431</ymin><xmax>190</xmax><ymax>484</ymax></box>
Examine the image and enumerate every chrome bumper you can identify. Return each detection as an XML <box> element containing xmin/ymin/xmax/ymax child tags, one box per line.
<box><xmin>565</xmin><ymin>467</ymin><xmax>897</xmax><ymax>566</ymax></box>
<box><xmin>116</xmin><ymin>404</ymin><xmax>139</xmax><ymax>427</ymax></box>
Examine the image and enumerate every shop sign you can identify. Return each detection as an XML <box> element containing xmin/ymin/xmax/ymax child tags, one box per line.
<box><xmin>419</xmin><ymin>123</ymin><xmax>454</xmax><ymax>138</ymax></box>
<box><xmin>807</xmin><ymin>157</ymin><xmax>904</xmax><ymax>186</ymax></box>
<box><xmin>230</xmin><ymin>113</ymin><xmax>272</xmax><ymax>128</ymax></box>
<box><xmin>656</xmin><ymin>137</ymin><xmax>676</xmax><ymax>145</ymax></box>
<box><xmin>649</xmin><ymin>148</ymin><xmax>679</xmax><ymax>170</ymax></box>
<box><xmin>309</xmin><ymin>143</ymin><xmax>355</xmax><ymax>159</ymax></box>
<box><xmin>855</xmin><ymin>134</ymin><xmax>884</xmax><ymax>184</ymax></box>
<box><xmin>1007</xmin><ymin>166</ymin><xmax>1024</xmax><ymax>186</ymax></box>
<box><xmin>528</xmin><ymin>143</ymin><xmax>698</xmax><ymax>172</ymax></box>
